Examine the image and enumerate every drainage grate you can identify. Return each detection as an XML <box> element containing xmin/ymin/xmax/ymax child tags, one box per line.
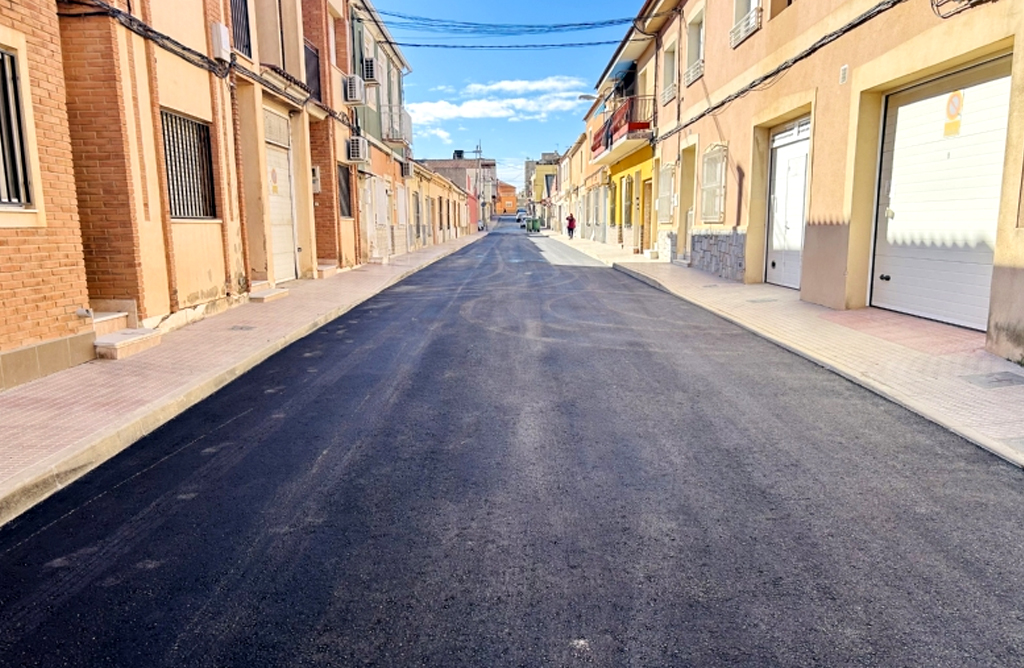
<box><xmin>230</xmin><ymin>325</ymin><xmax>255</xmax><ymax>331</ymax></box>
<box><xmin>961</xmin><ymin>372</ymin><xmax>1024</xmax><ymax>389</ymax></box>
<box><xmin>747</xmin><ymin>298</ymin><xmax>778</xmax><ymax>303</ymax></box>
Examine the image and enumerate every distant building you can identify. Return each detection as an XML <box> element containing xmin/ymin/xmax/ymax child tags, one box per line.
<box><xmin>495</xmin><ymin>181</ymin><xmax>518</xmax><ymax>214</ymax></box>
<box><xmin>419</xmin><ymin>151</ymin><xmax>498</xmax><ymax>223</ymax></box>
<box><xmin>523</xmin><ymin>152</ymin><xmax>560</xmax><ymax>226</ymax></box>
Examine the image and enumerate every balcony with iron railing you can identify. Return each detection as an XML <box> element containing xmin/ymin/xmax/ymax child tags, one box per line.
<box><xmin>591</xmin><ymin>96</ymin><xmax>654</xmax><ymax>165</ymax></box>
<box><xmin>382</xmin><ymin>105</ymin><xmax>413</xmax><ymax>146</ymax></box>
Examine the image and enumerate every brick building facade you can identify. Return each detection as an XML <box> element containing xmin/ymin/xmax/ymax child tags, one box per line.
<box><xmin>0</xmin><ymin>0</ymin><xmax>473</xmax><ymax>392</ymax></box>
<box><xmin>0</xmin><ymin>0</ymin><xmax>94</xmax><ymax>391</ymax></box>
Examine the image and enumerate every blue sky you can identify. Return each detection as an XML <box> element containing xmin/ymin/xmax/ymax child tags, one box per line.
<box><xmin>378</xmin><ymin>0</ymin><xmax>641</xmax><ymax>190</ymax></box>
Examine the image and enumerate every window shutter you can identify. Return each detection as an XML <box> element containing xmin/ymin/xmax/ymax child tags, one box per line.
<box><xmin>657</xmin><ymin>165</ymin><xmax>674</xmax><ymax>223</ymax></box>
<box><xmin>701</xmin><ymin>145</ymin><xmax>727</xmax><ymax>223</ymax></box>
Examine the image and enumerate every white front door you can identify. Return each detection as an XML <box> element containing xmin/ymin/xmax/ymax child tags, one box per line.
<box><xmin>872</xmin><ymin>58</ymin><xmax>1011</xmax><ymax>330</ymax></box>
<box><xmin>766</xmin><ymin>117</ymin><xmax>810</xmax><ymax>289</ymax></box>
<box><xmin>266</xmin><ymin>143</ymin><xmax>297</xmax><ymax>283</ymax></box>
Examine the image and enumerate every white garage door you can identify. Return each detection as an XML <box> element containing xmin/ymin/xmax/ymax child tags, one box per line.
<box><xmin>265</xmin><ymin>110</ymin><xmax>297</xmax><ymax>284</ymax></box>
<box><xmin>872</xmin><ymin>58</ymin><xmax>1011</xmax><ymax>330</ymax></box>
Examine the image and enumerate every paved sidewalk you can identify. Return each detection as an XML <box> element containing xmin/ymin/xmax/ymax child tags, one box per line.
<box><xmin>545</xmin><ymin>231</ymin><xmax>1024</xmax><ymax>468</ymax></box>
<box><xmin>0</xmin><ymin>233</ymin><xmax>484</xmax><ymax>525</ymax></box>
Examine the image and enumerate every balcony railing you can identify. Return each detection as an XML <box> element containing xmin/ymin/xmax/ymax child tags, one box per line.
<box><xmin>382</xmin><ymin>105</ymin><xmax>413</xmax><ymax>145</ymax></box>
<box><xmin>684</xmin><ymin>59</ymin><xmax>704</xmax><ymax>87</ymax></box>
<box><xmin>660</xmin><ymin>82</ymin><xmax>677</xmax><ymax>106</ymax></box>
<box><xmin>304</xmin><ymin>41</ymin><xmax>321</xmax><ymax>102</ymax></box>
<box><xmin>230</xmin><ymin>0</ymin><xmax>251</xmax><ymax>59</ymax></box>
<box><xmin>592</xmin><ymin>95</ymin><xmax>654</xmax><ymax>157</ymax></box>
<box><xmin>729</xmin><ymin>6</ymin><xmax>762</xmax><ymax>48</ymax></box>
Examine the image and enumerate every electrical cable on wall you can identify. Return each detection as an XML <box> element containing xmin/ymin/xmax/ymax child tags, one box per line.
<box><xmin>657</xmin><ymin>0</ymin><xmax>913</xmax><ymax>146</ymax></box>
<box><xmin>56</xmin><ymin>0</ymin><xmax>359</xmax><ymax>133</ymax></box>
<box><xmin>931</xmin><ymin>0</ymin><xmax>1000</xmax><ymax>18</ymax></box>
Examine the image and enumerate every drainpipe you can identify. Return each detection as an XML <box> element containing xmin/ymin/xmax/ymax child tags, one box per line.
<box><xmin>229</xmin><ymin>68</ymin><xmax>252</xmax><ymax>290</ymax></box>
<box><xmin>676</xmin><ymin>3</ymin><xmax>684</xmax><ymax>127</ymax></box>
<box><xmin>139</xmin><ymin>0</ymin><xmax>179</xmax><ymax>313</ymax></box>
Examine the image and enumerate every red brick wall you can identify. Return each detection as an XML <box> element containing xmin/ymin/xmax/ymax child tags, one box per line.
<box><xmin>0</xmin><ymin>1</ymin><xmax>91</xmax><ymax>352</ymax></box>
<box><xmin>302</xmin><ymin>0</ymin><xmax>329</xmax><ymax>103</ymax></box>
<box><xmin>310</xmin><ymin>118</ymin><xmax>341</xmax><ymax>262</ymax></box>
<box><xmin>334</xmin><ymin>0</ymin><xmax>351</xmax><ymax>76</ymax></box>
<box><xmin>59</xmin><ymin>13</ymin><xmax>145</xmax><ymax>311</ymax></box>
<box><xmin>304</xmin><ymin>0</ymin><xmax>344</xmax><ymax>265</ymax></box>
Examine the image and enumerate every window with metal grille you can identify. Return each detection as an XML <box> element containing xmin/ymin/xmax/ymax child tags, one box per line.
<box><xmin>338</xmin><ymin>164</ymin><xmax>352</xmax><ymax>218</ymax></box>
<box><xmin>230</xmin><ymin>0</ymin><xmax>252</xmax><ymax>59</ymax></box>
<box><xmin>161</xmin><ymin>110</ymin><xmax>217</xmax><ymax>219</ymax></box>
<box><xmin>304</xmin><ymin>41</ymin><xmax>321</xmax><ymax>102</ymax></box>
<box><xmin>0</xmin><ymin>49</ymin><xmax>30</xmax><ymax>206</ymax></box>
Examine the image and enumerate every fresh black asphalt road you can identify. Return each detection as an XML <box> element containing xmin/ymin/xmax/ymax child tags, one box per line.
<box><xmin>3</xmin><ymin>219</ymin><xmax>1024</xmax><ymax>667</ymax></box>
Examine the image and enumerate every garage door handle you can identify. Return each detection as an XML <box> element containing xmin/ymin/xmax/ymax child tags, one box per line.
<box><xmin>879</xmin><ymin>274</ymin><xmax>891</xmax><ymax>281</ymax></box>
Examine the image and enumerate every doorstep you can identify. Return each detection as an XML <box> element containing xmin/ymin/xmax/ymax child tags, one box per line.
<box><xmin>94</xmin><ymin>328</ymin><xmax>162</xmax><ymax>360</ymax></box>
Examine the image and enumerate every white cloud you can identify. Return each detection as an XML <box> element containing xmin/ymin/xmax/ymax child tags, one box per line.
<box><xmin>407</xmin><ymin>92</ymin><xmax>586</xmax><ymax>125</ymax></box>
<box><xmin>464</xmin><ymin>76</ymin><xmax>588</xmax><ymax>96</ymax></box>
<box><xmin>417</xmin><ymin>127</ymin><xmax>452</xmax><ymax>144</ymax></box>
<box><xmin>430</xmin><ymin>85</ymin><xmax>456</xmax><ymax>93</ymax></box>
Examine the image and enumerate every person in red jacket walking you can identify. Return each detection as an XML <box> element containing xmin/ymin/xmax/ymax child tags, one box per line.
<box><xmin>566</xmin><ymin>213</ymin><xmax>576</xmax><ymax>239</ymax></box>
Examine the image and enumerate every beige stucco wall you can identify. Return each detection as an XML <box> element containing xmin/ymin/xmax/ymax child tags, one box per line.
<box><xmin>173</xmin><ymin>222</ymin><xmax>227</xmax><ymax>307</ymax></box>
<box><xmin>238</xmin><ymin>83</ymin><xmax>270</xmax><ymax>282</ymax></box>
<box><xmin>662</xmin><ymin>0</ymin><xmax>1023</xmax><ymax>318</ymax></box>
<box><xmin>151</xmin><ymin>0</ymin><xmax>212</xmax><ymax>122</ymax></box>
<box><xmin>119</xmin><ymin>27</ymin><xmax>171</xmax><ymax>319</ymax></box>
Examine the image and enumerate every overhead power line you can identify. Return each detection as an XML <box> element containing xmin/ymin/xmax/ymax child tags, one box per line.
<box><xmin>375</xmin><ymin>9</ymin><xmax>677</xmax><ymax>36</ymax></box>
<box><xmin>658</xmin><ymin>0</ymin><xmax>909</xmax><ymax>145</ymax></box>
<box><xmin>385</xmin><ymin>40</ymin><xmax>647</xmax><ymax>50</ymax></box>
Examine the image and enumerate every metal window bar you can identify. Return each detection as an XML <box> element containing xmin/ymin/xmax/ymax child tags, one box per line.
<box><xmin>230</xmin><ymin>0</ymin><xmax>252</xmax><ymax>59</ymax></box>
<box><xmin>304</xmin><ymin>41</ymin><xmax>321</xmax><ymax>102</ymax></box>
<box><xmin>338</xmin><ymin>164</ymin><xmax>352</xmax><ymax>217</ymax></box>
<box><xmin>0</xmin><ymin>50</ymin><xmax>30</xmax><ymax>206</ymax></box>
<box><xmin>161</xmin><ymin>110</ymin><xmax>216</xmax><ymax>219</ymax></box>
<box><xmin>729</xmin><ymin>5</ymin><xmax>763</xmax><ymax>48</ymax></box>
<box><xmin>684</xmin><ymin>59</ymin><xmax>704</xmax><ymax>87</ymax></box>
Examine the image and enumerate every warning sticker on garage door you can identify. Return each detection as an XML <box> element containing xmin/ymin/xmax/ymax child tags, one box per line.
<box><xmin>944</xmin><ymin>90</ymin><xmax>963</xmax><ymax>137</ymax></box>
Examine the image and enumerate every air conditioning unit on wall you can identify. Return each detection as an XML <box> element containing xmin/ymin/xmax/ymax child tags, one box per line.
<box><xmin>363</xmin><ymin>58</ymin><xmax>380</xmax><ymax>86</ymax></box>
<box><xmin>345</xmin><ymin>75</ymin><xmax>367</xmax><ymax>104</ymax></box>
<box><xmin>401</xmin><ymin>161</ymin><xmax>414</xmax><ymax>178</ymax></box>
<box><xmin>347</xmin><ymin>136</ymin><xmax>369</xmax><ymax>163</ymax></box>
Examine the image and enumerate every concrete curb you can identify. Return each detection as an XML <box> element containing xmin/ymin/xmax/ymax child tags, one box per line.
<box><xmin>0</xmin><ymin>235</ymin><xmax>485</xmax><ymax>527</ymax></box>
<box><xmin>610</xmin><ymin>263</ymin><xmax>1024</xmax><ymax>470</ymax></box>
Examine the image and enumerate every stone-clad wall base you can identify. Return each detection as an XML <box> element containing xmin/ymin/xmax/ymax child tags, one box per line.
<box><xmin>657</xmin><ymin>230</ymin><xmax>677</xmax><ymax>261</ymax></box>
<box><xmin>691</xmin><ymin>229</ymin><xmax>746</xmax><ymax>281</ymax></box>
